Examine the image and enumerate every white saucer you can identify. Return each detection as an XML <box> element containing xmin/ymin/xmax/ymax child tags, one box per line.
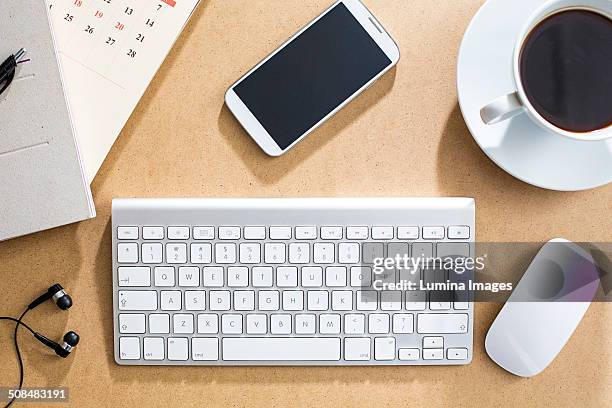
<box><xmin>457</xmin><ymin>0</ymin><xmax>612</xmax><ymax>191</ymax></box>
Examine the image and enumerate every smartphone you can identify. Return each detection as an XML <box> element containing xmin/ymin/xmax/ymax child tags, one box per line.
<box><xmin>225</xmin><ymin>0</ymin><xmax>400</xmax><ymax>156</ymax></box>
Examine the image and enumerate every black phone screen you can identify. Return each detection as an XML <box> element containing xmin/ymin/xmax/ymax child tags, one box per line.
<box><xmin>233</xmin><ymin>2</ymin><xmax>392</xmax><ymax>150</ymax></box>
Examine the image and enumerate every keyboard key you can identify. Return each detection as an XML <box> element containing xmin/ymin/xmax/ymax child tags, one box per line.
<box><xmin>448</xmin><ymin>226</ymin><xmax>470</xmax><ymax>239</ymax></box>
<box><xmin>295</xmin><ymin>226</ymin><xmax>317</xmax><ymax>240</ymax></box>
<box><xmin>173</xmin><ymin>314</ymin><xmax>194</xmax><ymax>334</ymax></box>
<box><xmin>117</xmin><ymin>243</ymin><xmax>138</xmax><ymax>263</ymax></box>
<box><xmin>338</xmin><ymin>243</ymin><xmax>360</xmax><ymax>264</ymax></box>
<box><xmin>270</xmin><ymin>226</ymin><xmax>291</xmax><ymax>240</ymax></box>
<box><xmin>381</xmin><ymin>291</ymin><xmax>402</xmax><ymax>311</ymax></box>
<box><xmin>117</xmin><ymin>226</ymin><xmax>138</xmax><ymax>240</ymax></box>
<box><xmin>142</xmin><ymin>243</ymin><xmax>163</xmax><ymax>264</ymax></box>
<box><xmin>387</xmin><ymin>242</ymin><xmax>409</xmax><ymax>260</ymax></box>
<box><xmin>372</xmin><ymin>226</ymin><xmax>393</xmax><ymax>240</ymax></box>
<box><xmin>356</xmin><ymin>290</ymin><xmax>378</xmax><ymax>311</ymax></box>
<box><xmin>350</xmin><ymin>267</ymin><xmax>372</xmax><ymax>287</ymax></box>
<box><xmin>215</xmin><ymin>243</ymin><xmax>237</xmax><ymax>264</ymax></box>
<box><xmin>234</xmin><ymin>291</ymin><xmax>255</xmax><ymax>311</ymax></box>
<box><xmin>184</xmin><ymin>291</ymin><xmax>206</xmax><ymax>311</ymax></box>
<box><xmin>246</xmin><ymin>314</ymin><xmax>267</xmax><ymax>334</ymax></box>
<box><xmin>166</xmin><ymin>244</ymin><xmax>187</xmax><ymax>264</ymax></box>
<box><xmin>270</xmin><ymin>314</ymin><xmax>291</xmax><ymax>334</ymax></box>
<box><xmin>228</xmin><ymin>266</ymin><xmax>249</xmax><ymax>287</ymax></box>
<box><xmin>259</xmin><ymin>291</ymin><xmax>280</xmax><ymax>311</ymax></box>
<box><xmin>119</xmin><ymin>314</ymin><xmax>146</xmax><ymax>333</ymax></box>
<box><xmin>397</xmin><ymin>226</ymin><xmax>419</xmax><ymax>239</ymax></box>
<box><xmin>430</xmin><ymin>301</ymin><xmax>451</xmax><ymax>310</ymax></box>
<box><xmin>362</xmin><ymin>243</ymin><xmax>384</xmax><ymax>264</ymax></box>
<box><xmin>160</xmin><ymin>291</ymin><xmax>181</xmax><ymax>311</ymax></box>
<box><xmin>405</xmin><ymin>291</ymin><xmax>427</xmax><ymax>310</ymax></box>
<box><xmin>392</xmin><ymin>314</ymin><xmax>414</xmax><ymax>334</ymax></box>
<box><xmin>197</xmin><ymin>314</ymin><xmax>219</xmax><ymax>334</ymax></box>
<box><xmin>398</xmin><ymin>348</ymin><xmax>420</xmax><ymax>360</ymax></box>
<box><xmin>417</xmin><ymin>313</ymin><xmax>468</xmax><ymax>333</ymax></box>
<box><xmin>167</xmin><ymin>338</ymin><xmax>188</xmax><ymax>360</ymax></box>
<box><xmin>423</xmin><ymin>226</ymin><xmax>445</xmax><ymax>240</ymax></box>
<box><xmin>168</xmin><ymin>226</ymin><xmax>189</xmax><ymax>240</ymax></box>
<box><xmin>118</xmin><ymin>291</ymin><xmax>157</xmax><ymax>311</ymax></box>
<box><xmin>346</xmin><ymin>226</ymin><xmax>368</xmax><ymax>240</ymax></box>
<box><xmin>243</xmin><ymin>226</ymin><xmax>266</xmax><ymax>240</ymax></box>
<box><xmin>219</xmin><ymin>226</ymin><xmax>240</xmax><ymax>240</ymax></box>
<box><xmin>276</xmin><ymin>266</ymin><xmax>298</xmax><ymax>287</ymax></box>
<box><xmin>192</xmin><ymin>338</ymin><xmax>219</xmax><ymax>360</ymax></box>
<box><xmin>118</xmin><ymin>267</ymin><xmax>151</xmax><ymax>287</ymax></box>
<box><xmin>307</xmin><ymin>291</ymin><xmax>328</xmax><ymax>311</ymax></box>
<box><xmin>374</xmin><ymin>337</ymin><xmax>395</xmax><ymax>360</ymax></box>
<box><xmin>154</xmin><ymin>267</ymin><xmax>175</xmax><ymax>287</ymax></box>
<box><xmin>282</xmin><ymin>291</ymin><xmax>304</xmax><ymax>311</ymax></box>
<box><xmin>142</xmin><ymin>226</ymin><xmax>164</xmax><ymax>240</ymax></box>
<box><xmin>368</xmin><ymin>314</ymin><xmax>390</xmax><ymax>334</ymax></box>
<box><xmin>222</xmin><ymin>338</ymin><xmax>341</xmax><ymax>361</ymax></box>
<box><xmin>321</xmin><ymin>226</ymin><xmax>342</xmax><ymax>240</ymax></box>
<box><xmin>412</xmin><ymin>243</ymin><xmax>433</xmax><ymax>258</ymax></box>
<box><xmin>209</xmin><ymin>291</ymin><xmax>231</xmax><ymax>311</ymax></box>
<box><xmin>423</xmin><ymin>336</ymin><xmax>444</xmax><ymax>348</ymax></box>
<box><xmin>344</xmin><ymin>337</ymin><xmax>371</xmax><ymax>360</ymax></box>
<box><xmin>289</xmin><ymin>243</ymin><xmax>310</xmax><ymax>264</ymax></box>
<box><xmin>447</xmin><ymin>348</ymin><xmax>469</xmax><ymax>360</ymax></box>
<box><xmin>264</xmin><ymin>243</ymin><xmax>286</xmax><ymax>264</ymax></box>
<box><xmin>222</xmin><ymin>314</ymin><xmax>243</xmax><ymax>334</ymax></box>
<box><xmin>313</xmin><ymin>243</ymin><xmax>334</xmax><ymax>263</ymax></box>
<box><xmin>295</xmin><ymin>314</ymin><xmax>316</xmax><ymax>334</ymax></box>
<box><xmin>301</xmin><ymin>267</ymin><xmax>323</xmax><ymax>287</ymax></box>
<box><xmin>119</xmin><ymin>337</ymin><xmax>140</xmax><ymax>360</ymax></box>
<box><xmin>344</xmin><ymin>314</ymin><xmax>365</xmax><ymax>334</ymax></box>
<box><xmin>190</xmin><ymin>243</ymin><xmax>212</xmax><ymax>264</ymax></box>
<box><xmin>149</xmin><ymin>314</ymin><xmax>170</xmax><ymax>333</ymax></box>
<box><xmin>332</xmin><ymin>290</ymin><xmax>352</xmax><ymax>311</ymax></box>
<box><xmin>144</xmin><ymin>337</ymin><xmax>164</xmax><ymax>360</ymax></box>
<box><xmin>239</xmin><ymin>243</ymin><xmax>261</xmax><ymax>264</ymax></box>
<box><xmin>202</xmin><ymin>267</ymin><xmax>223</xmax><ymax>287</ymax></box>
<box><xmin>325</xmin><ymin>267</ymin><xmax>347</xmax><ymax>287</ymax></box>
<box><xmin>178</xmin><ymin>267</ymin><xmax>200</xmax><ymax>287</ymax></box>
<box><xmin>252</xmin><ymin>266</ymin><xmax>273</xmax><ymax>287</ymax></box>
<box><xmin>423</xmin><ymin>349</ymin><xmax>444</xmax><ymax>360</ymax></box>
<box><xmin>319</xmin><ymin>314</ymin><xmax>340</xmax><ymax>334</ymax></box>
<box><xmin>193</xmin><ymin>226</ymin><xmax>214</xmax><ymax>240</ymax></box>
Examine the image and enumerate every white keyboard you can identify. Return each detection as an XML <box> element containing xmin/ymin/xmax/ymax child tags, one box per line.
<box><xmin>112</xmin><ymin>198</ymin><xmax>475</xmax><ymax>365</ymax></box>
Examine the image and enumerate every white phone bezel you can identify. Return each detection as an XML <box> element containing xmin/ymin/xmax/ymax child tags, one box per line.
<box><xmin>224</xmin><ymin>0</ymin><xmax>400</xmax><ymax>156</ymax></box>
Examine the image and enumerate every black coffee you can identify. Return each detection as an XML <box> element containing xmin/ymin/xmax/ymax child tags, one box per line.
<box><xmin>520</xmin><ymin>10</ymin><xmax>612</xmax><ymax>133</ymax></box>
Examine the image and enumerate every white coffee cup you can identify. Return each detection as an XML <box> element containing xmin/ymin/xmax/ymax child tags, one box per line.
<box><xmin>480</xmin><ymin>0</ymin><xmax>612</xmax><ymax>142</ymax></box>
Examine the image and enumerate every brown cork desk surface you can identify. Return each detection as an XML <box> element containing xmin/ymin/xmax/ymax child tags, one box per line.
<box><xmin>1</xmin><ymin>0</ymin><xmax>611</xmax><ymax>406</ymax></box>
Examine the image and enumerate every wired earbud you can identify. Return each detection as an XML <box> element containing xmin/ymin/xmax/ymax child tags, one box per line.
<box><xmin>33</xmin><ymin>331</ymin><xmax>80</xmax><ymax>358</ymax></box>
<box><xmin>28</xmin><ymin>284</ymin><xmax>73</xmax><ymax>311</ymax></box>
<box><xmin>0</xmin><ymin>283</ymin><xmax>79</xmax><ymax>408</ymax></box>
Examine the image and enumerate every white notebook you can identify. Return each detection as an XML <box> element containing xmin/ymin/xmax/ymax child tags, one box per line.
<box><xmin>47</xmin><ymin>0</ymin><xmax>200</xmax><ymax>182</ymax></box>
<box><xmin>0</xmin><ymin>0</ymin><xmax>95</xmax><ymax>241</ymax></box>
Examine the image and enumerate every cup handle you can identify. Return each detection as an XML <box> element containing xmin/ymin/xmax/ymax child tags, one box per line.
<box><xmin>480</xmin><ymin>92</ymin><xmax>525</xmax><ymax>124</ymax></box>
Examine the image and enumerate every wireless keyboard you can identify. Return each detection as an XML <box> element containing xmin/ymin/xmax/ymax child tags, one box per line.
<box><xmin>112</xmin><ymin>198</ymin><xmax>475</xmax><ymax>365</ymax></box>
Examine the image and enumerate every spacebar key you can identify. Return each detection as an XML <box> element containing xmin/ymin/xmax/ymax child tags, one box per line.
<box><xmin>223</xmin><ymin>337</ymin><xmax>341</xmax><ymax>361</ymax></box>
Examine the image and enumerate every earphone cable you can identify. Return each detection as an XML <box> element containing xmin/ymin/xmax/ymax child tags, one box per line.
<box><xmin>1</xmin><ymin>309</ymin><xmax>30</xmax><ymax>408</ymax></box>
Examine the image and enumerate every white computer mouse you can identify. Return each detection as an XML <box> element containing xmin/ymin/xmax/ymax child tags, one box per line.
<box><xmin>485</xmin><ymin>238</ymin><xmax>600</xmax><ymax>377</ymax></box>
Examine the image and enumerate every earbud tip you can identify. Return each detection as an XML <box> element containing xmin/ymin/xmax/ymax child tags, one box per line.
<box><xmin>56</xmin><ymin>294</ymin><xmax>73</xmax><ymax>310</ymax></box>
<box><xmin>64</xmin><ymin>331</ymin><xmax>80</xmax><ymax>347</ymax></box>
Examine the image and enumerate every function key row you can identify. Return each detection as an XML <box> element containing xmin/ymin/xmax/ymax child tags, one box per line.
<box><xmin>117</xmin><ymin>225</ymin><xmax>471</xmax><ymax>241</ymax></box>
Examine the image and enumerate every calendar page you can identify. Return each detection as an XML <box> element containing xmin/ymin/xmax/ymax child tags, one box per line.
<box><xmin>47</xmin><ymin>0</ymin><xmax>200</xmax><ymax>182</ymax></box>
